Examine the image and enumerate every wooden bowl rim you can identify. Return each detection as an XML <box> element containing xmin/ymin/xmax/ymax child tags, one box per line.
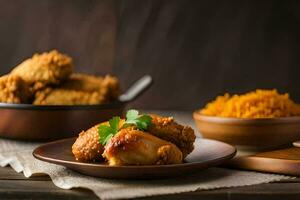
<box><xmin>193</xmin><ymin>110</ymin><xmax>300</xmax><ymax>125</ymax></box>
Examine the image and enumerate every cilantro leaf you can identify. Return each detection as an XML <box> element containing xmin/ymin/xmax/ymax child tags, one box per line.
<box><xmin>109</xmin><ymin>116</ymin><xmax>120</xmax><ymax>131</ymax></box>
<box><xmin>102</xmin><ymin>133</ymin><xmax>114</xmax><ymax>145</ymax></box>
<box><xmin>123</xmin><ymin>109</ymin><xmax>152</xmax><ymax>131</ymax></box>
<box><xmin>126</xmin><ymin>109</ymin><xmax>139</xmax><ymax>120</ymax></box>
<box><xmin>98</xmin><ymin>116</ymin><xmax>120</xmax><ymax>145</ymax></box>
<box><xmin>137</xmin><ymin>115</ymin><xmax>152</xmax><ymax>124</ymax></box>
<box><xmin>136</xmin><ymin>115</ymin><xmax>152</xmax><ymax>130</ymax></box>
<box><xmin>98</xmin><ymin>110</ymin><xmax>152</xmax><ymax>146</ymax></box>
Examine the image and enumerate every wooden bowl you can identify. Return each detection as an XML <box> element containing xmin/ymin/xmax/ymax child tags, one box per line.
<box><xmin>193</xmin><ymin>111</ymin><xmax>300</xmax><ymax>150</ymax></box>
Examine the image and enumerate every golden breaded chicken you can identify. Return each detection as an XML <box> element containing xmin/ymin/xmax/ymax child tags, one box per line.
<box><xmin>33</xmin><ymin>74</ymin><xmax>120</xmax><ymax>105</ymax></box>
<box><xmin>11</xmin><ymin>50</ymin><xmax>73</xmax><ymax>91</ymax></box>
<box><xmin>72</xmin><ymin>124</ymin><xmax>104</xmax><ymax>162</ymax></box>
<box><xmin>98</xmin><ymin>75</ymin><xmax>120</xmax><ymax>102</ymax></box>
<box><xmin>103</xmin><ymin>129</ymin><xmax>183</xmax><ymax>166</ymax></box>
<box><xmin>62</xmin><ymin>73</ymin><xmax>120</xmax><ymax>102</ymax></box>
<box><xmin>72</xmin><ymin>119</ymin><xmax>125</xmax><ymax>161</ymax></box>
<box><xmin>33</xmin><ymin>88</ymin><xmax>107</xmax><ymax>105</ymax></box>
<box><xmin>148</xmin><ymin>115</ymin><xmax>196</xmax><ymax>158</ymax></box>
<box><xmin>0</xmin><ymin>75</ymin><xmax>31</xmax><ymax>103</ymax></box>
<box><xmin>63</xmin><ymin>73</ymin><xmax>109</xmax><ymax>92</ymax></box>
<box><xmin>72</xmin><ymin>115</ymin><xmax>195</xmax><ymax>163</ymax></box>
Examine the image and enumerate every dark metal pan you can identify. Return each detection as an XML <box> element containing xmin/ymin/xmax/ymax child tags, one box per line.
<box><xmin>0</xmin><ymin>75</ymin><xmax>152</xmax><ymax>141</ymax></box>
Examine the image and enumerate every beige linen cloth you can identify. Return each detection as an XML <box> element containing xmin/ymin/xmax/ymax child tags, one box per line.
<box><xmin>0</xmin><ymin>111</ymin><xmax>293</xmax><ymax>199</ymax></box>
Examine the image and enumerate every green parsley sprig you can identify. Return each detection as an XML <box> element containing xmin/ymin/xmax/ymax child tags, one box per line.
<box><xmin>98</xmin><ymin>116</ymin><xmax>120</xmax><ymax>145</ymax></box>
<box><xmin>122</xmin><ymin>109</ymin><xmax>152</xmax><ymax>131</ymax></box>
<box><xmin>98</xmin><ymin>109</ymin><xmax>152</xmax><ymax>145</ymax></box>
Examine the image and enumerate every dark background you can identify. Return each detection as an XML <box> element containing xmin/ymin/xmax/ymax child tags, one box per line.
<box><xmin>0</xmin><ymin>0</ymin><xmax>300</xmax><ymax>110</ymax></box>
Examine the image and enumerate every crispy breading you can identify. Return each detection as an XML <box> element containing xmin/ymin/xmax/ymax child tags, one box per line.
<box><xmin>148</xmin><ymin>115</ymin><xmax>196</xmax><ymax>158</ymax></box>
<box><xmin>72</xmin><ymin>120</ymin><xmax>126</xmax><ymax>162</ymax></box>
<box><xmin>72</xmin><ymin>124</ymin><xmax>104</xmax><ymax>162</ymax></box>
<box><xmin>33</xmin><ymin>74</ymin><xmax>120</xmax><ymax>105</ymax></box>
<box><xmin>0</xmin><ymin>75</ymin><xmax>31</xmax><ymax>103</ymax></box>
<box><xmin>62</xmin><ymin>73</ymin><xmax>120</xmax><ymax>101</ymax></box>
<box><xmin>98</xmin><ymin>75</ymin><xmax>120</xmax><ymax>102</ymax></box>
<box><xmin>62</xmin><ymin>73</ymin><xmax>106</xmax><ymax>92</ymax></box>
<box><xmin>11</xmin><ymin>50</ymin><xmax>73</xmax><ymax>91</ymax></box>
<box><xmin>103</xmin><ymin>129</ymin><xmax>183</xmax><ymax>166</ymax></box>
<box><xmin>33</xmin><ymin>88</ymin><xmax>108</xmax><ymax>105</ymax></box>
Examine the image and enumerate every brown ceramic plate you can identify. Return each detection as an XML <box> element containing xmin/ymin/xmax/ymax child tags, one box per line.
<box><xmin>193</xmin><ymin>111</ymin><xmax>300</xmax><ymax>150</ymax></box>
<box><xmin>33</xmin><ymin>137</ymin><xmax>236</xmax><ymax>179</ymax></box>
<box><xmin>0</xmin><ymin>75</ymin><xmax>152</xmax><ymax>141</ymax></box>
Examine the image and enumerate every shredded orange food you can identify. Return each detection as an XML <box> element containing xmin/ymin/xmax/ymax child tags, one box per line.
<box><xmin>200</xmin><ymin>89</ymin><xmax>300</xmax><ymax>118</ymax></box>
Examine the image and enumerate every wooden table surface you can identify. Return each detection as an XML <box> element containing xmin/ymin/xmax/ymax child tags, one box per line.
<box><xmin>0</xmin><ymin>166</ymin><xmax>299</xmax><ymax>200</ymax></box>
<box><xmin>1</xmin><ymin>111</ymin><xmax>300</xmax><ymax>200</ymax></box>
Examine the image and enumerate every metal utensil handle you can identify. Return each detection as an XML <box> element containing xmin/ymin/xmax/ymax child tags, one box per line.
<box><xmin>119</xmin><ymin>75</ymin><xmax>153</xmax><ymax>103</ymax></box>
<box><xmin>293</xmin><ymin>141</ymin><xmax>300</xmax><ymax>147</ymax></box>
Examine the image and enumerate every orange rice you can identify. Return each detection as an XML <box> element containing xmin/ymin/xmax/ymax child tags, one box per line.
<box><xmin>200</xmin><ymin>89</ymin><xmax>300</xmax><ymax>118</ymax></box>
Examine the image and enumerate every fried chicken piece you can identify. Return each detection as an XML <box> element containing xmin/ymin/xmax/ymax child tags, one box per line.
<box><xmin>72</xmin><ymin>119</ymin><xmax>126</xmax><ymax>162</ymax></box>
<box><xmin>62</xmin><ymin>73</ymin><xmax>120</xmax><ymax>101</ymax></box>
<box><xmin>148</xmin><ymin>115</ymin><xmax>196</xmax><ymax>158</ymax></box>
<box><xmin>11</xmin><ymin>50</ymin><xmax>73</xmax><ymax>91</ymax></box>
<box><xmin>72</xmin><ymin>124</ymin><xmax>104</xmax><ymax>162</ymax></box>
<box><xmin>33</xmin><ymin>88</ymin><xmax>107</xmax><ymax>105</ymax></box>
<box><xmin>0</xmin><ymin>75</ymin><xmax>31</xmax><ymax>103</ymax></box>
<box><xmin>33</xmin><ymin>74</ymin><xmax>120</xmax><ymax>105</ymax></box>
<box><xmin>72</xmin><ymin>114</ymin><xmax>195</xmax><ymax>164</ymax></box>
<box><xmin>103</xmin><ymin>129</ymin><xmax>183</xmax><ymax>166</ymax></box>
<box><xmin>62</xmin><ymin>73</ymin><xmax>109</xmax><ymax>92</ymax></box>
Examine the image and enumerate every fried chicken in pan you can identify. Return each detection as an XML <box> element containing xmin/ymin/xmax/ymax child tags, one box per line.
<box><xmin>0</xmin><ymin>75</ymin><xmax>31</xmax><ymax>103</ymax></box>
<box><xmin>63</xmin><ymin>73</ymin><xmax>110</xmax><ymax>92</ymax></box>
<box><xmin>103</xmin><ymin>129</ymin><xmax>183</xmax><ymax>166</ymax></box>
<box><xmin>0</xmin><ymin>50</ymin><xmax>121</xmax><ymax>105</ymax></box>
<box><xmin>11</xmin><ymin>50</ymin><xmax>73</xmax><ymax>91</ymax></box>
<box><xmin>63</xmin><ymin>73</ymin><xmax>120</xmax><ymax>101</ymax></box>
<box><xmin>33</xmin><ymin>74</ymin><xmax>120</xmax><ymax>105</ymax></box>
<box><xmin>33</xmin><ymin>89</ymin><xmax>107</xmax><ymax>105</ymax></box>
<box><xmin>148</xmin><ymin>115</ymin><xmax>196</xmax><ymax>158</ymax></box>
